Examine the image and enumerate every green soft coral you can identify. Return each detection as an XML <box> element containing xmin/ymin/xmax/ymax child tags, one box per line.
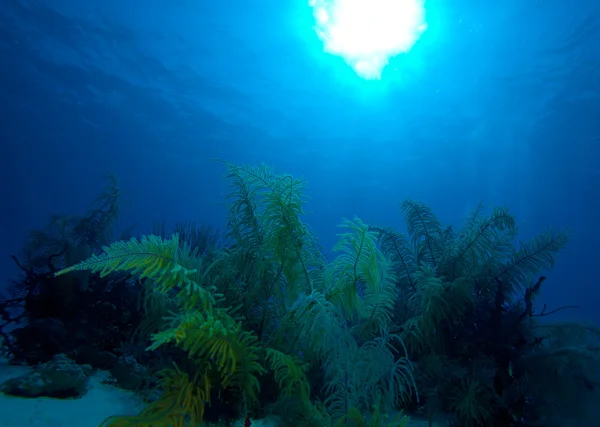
<box><xmin>147</xmin><ymin>307</ymin><xmax>265</xmax><ymax>401</ymax></box>
<box><xmin>56</xmin><ymin>162</ymin><xmax>420</xmax><ymax>426</ymax></box>
<box><xmin>373</xmin><ymin>200</ymin><xmax>574</xmax><ymax>425</ymax></box>
<box><xmin>219</xmin><ymin>163</ymin><xmax>417</xmax><ymax>419</ymax></box>
<box><xmin>55</xmin><ymin>234</ymin><xmax>218</xmax><ymax>311</ymax></box>
<box><xmin>100</xmin><ymin>364</ymin><xmax>210</xmax><ymax>427</ymax></box>
<box><xmin>55</xmin><ymin>233</ymin><xmax>263</xmax><ymax>420</ymax></box>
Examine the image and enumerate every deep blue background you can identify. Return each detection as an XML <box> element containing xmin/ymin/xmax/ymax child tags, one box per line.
<box><xmin>1</xmin><ymin>0</ymin><xmax>599</xmax><ymax>323</ymax></box>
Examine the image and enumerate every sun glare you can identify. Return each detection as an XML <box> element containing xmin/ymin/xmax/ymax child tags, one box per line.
<box><xmin>309</xmin><ymin>0</ymin><xmax>427</xmax><ymax>79</ymax></box>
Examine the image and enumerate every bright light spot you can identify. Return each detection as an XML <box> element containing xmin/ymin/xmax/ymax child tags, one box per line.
<box><xmin>309</xmin><ymin>0</ymin><xmax>427</xmax><ymax>79</ymax></box>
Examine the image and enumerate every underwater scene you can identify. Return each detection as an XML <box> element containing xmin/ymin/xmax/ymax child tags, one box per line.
<box><xmin>1</xmin><ymin>0</ymin><xmax>599</xmax><ymax>426</ymax></box>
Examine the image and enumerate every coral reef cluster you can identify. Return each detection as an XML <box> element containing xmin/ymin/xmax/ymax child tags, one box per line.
<box><xmin>1</xmin><ymin>162</ymin><xmax>599</xmax><ymax>427</ymax></box>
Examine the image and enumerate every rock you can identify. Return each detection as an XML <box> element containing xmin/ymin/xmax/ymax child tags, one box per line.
<box><xmin>109</xmin><ymin>355</ymin><xmax>147</xmax><ymax>390</ymax></box>
<box><xmin>74</xmin><ymin>347</ymin><xmax>118</xmax><ymax>370</ymax></box>
<box><xmin>0</xmin><ymin>354</ymin><xmax>90</xmax><ymax>398</ymax></box>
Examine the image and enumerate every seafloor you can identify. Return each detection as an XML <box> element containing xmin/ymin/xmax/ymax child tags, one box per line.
<box><xmin>0</xmin><ymin>359</ymin><xmax>441</xmax><ymax>427</ymax></box>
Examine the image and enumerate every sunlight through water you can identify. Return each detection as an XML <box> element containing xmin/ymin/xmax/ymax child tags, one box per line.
<box><xmin>309</xmin><ymin>0</ymin><xmax>427</xmax><ymax>79</ymax></box>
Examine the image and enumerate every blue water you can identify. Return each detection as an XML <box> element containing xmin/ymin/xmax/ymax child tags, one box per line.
<box><xmin>1</xmin><ymin>0</ymin><xmax>599</xmax><ymax>324</ymax></box>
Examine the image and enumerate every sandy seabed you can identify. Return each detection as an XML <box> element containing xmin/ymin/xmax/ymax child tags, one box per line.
<box><xmin>0</xmin><ymin>359</ymin><xmax>435</xmax><ymax>427</ymax></box>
